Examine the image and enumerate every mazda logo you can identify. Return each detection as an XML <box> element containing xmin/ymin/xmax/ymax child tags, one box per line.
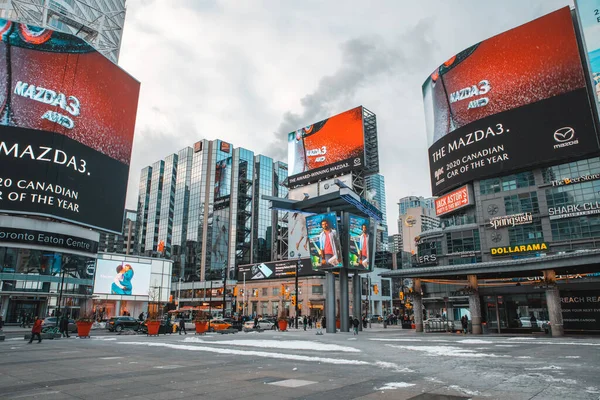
<box><xmin>554</xmin><ymin>127</ymin><xmax>575</xmax><ymax>143</ymax></box>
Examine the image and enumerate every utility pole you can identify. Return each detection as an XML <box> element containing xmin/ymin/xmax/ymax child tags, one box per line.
<box><xmin>243</xmin><ymin>272</ymin><xmax>246</xmax><ymax>317</ymax></box>
<box><xmin>56</xmin><ymin>267</ymin><xmax>67</xmax><ymax>327</ymax></box>
<box><xmin>368</xmin><ymin>274</ymin><xmax>372</xmax><ymax>329</ymax></box>
<box><xmin>295</xmin><ymin>257</ymin><xmax>300</xmax><ymax>329</ymax></box>
<box><xmin>177</xmin><ymin>277</ymin><xmax>182</xmax><ymax>309</ymax></box>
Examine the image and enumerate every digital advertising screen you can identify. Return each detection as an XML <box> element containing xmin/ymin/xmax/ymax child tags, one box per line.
<box><xmin>93</xmin><ymin>260</ymin><xmax>152</xmax><ymax>296</ymax></box>
<box><xmin>237</xmin><ymin>258</ymin><xmax>321</xmax><ymax>281</ymax></box>
<box><xmin>287</xmin><ymin>107</ymin><xmax>365</xmax><ymax>186</ymax></box>
<box><xmin>347</xmin><ymin>214</ymin><xmax>373</xmax><ymax>271</ymax></box>
<box><xmin>423</xmin><ymin>7</ymin><xmax>599</xmax><ymax>196</ymax></box>
<box><xmin>305</xmin><ymin>212</ymin><xmax>343</xmax><ymax>269</ymax></box>
<box><xmin>0</xmin><ymin>20</ymin><xmax>140</xmax><ymax>232</ymax></box>
<box><xmin>576</xmin><ymin>0</ymin><xmax>600</xmax><ymax>104</ymax></box>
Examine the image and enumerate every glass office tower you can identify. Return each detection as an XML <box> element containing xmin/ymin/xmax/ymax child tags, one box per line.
<box><xmin>136</xmin><ymin>140</ymin><xmax>288</xmax><ymax>283</ymax></box>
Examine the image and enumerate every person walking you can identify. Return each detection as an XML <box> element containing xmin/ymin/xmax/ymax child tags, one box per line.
<box><xmin>60</xmin><ymin>315</ymin><xmax>70</xmax><ymax>338</ymax></box>
<box><xmin>461</xmin><ymin>315</ymin><xmax>469</xmax><ymax>334</ymax></box>
<box><xmin>179</xmin><ymin>315</ymin><xmax>187</xmax><ymax>335</ymax></box>
<box><xmin>352</xmin><ymin>317</ymin><xmax>360</xmax><ymax>335</ymax></box>
<box><xmin>321</xmin><ymin>316</ymin><xmax>326</xmax><ymax>330</ymax></box>
<box><xmin>303</xmin><ymin>315</ymin><xmax>307</xmax><ymax>331</ymax></box>
<box><xmin>0</xmin><ymin>315</ymin><xmax>4</xmax><ymax>331</ymax></box>
<box><xmin>308</xmin><ymin>316</ymin><xmax>313</xmax><ymax>329</ymax></box>
<box><xmin>28</xmin><ymin>316</ymin><xmax>43</xmax><ymax>344</ymax></box>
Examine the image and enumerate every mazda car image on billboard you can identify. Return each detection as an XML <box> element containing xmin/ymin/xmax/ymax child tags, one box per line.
<box><xmin>287</xmin><ymin>106</ymin><xmax>365</xmax><ymax>186</ymax></box>
<box><xmin>0</xmin><ymin>20</ymin><xmax>140</xmax><ymax>233</ymax></box>
<box><xmin>423</xmin><ymin>7</ymin><xmax>599</xmax><ymax>196</ymax></box>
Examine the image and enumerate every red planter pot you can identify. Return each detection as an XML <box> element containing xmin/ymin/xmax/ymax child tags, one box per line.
<box><xmin>146</xmin><ymin>321</ymin><xmax>161</xmax><ymax>336</ymax></box>
<box><xmin>195</xmin><ymin>321</ymin><xmax>208</xmax><ymax>335</ymax></box>
<box><xmin>336</xmin><ymin>319</ymin><xmax>341</xmax><ymax>329</ymax></box>
<box><xmin>278</xmin><ymin>320</ymin><xmax>288</xmax><ymax>331</ymax></box>
<box><xmin>76</xmin><ymin>321</ymin><xmax>93</xmax><ymax>338</ymax></box>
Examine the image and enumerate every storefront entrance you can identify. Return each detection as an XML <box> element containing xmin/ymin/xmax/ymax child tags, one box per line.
<box><xmin>6</xmin><ymin>298</ymin><xmax>45</xmax><ymax>323</ymax></box>
<box><xmin>483</xmin><ymin>293</ymin><xmax>548</xmax><ymax>333</ymax></box>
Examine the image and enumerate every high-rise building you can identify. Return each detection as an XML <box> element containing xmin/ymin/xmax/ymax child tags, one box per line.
<box><xmin>135</xmin><ymin>139</ymin><xmax>288</xmax><ymax>284</ymax></box>
<box><xmin>365</xmin><ymin>174</ymin><xmax>388</xmax><ymax>250</ymax></box>
<box><xmin>98</xmin><ymin>209</ymin><xmax>137</xmax><ymax>254</ymax></box>
<box><xmin>397</xmin><ymin>195</ymin><xmax>439</xmax><ymax>254</ymax></box>
<box><xmin>388</xmin><ymin>234</ymin><xmax>402</xmax><ymax>253</ymax></box>
<box><xmin>0</xmin><ymin>0</ymin><xmax>126</xmax><ymax>63</ymax></box>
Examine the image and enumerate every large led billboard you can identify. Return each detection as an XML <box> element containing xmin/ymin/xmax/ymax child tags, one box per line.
<box><xmin>287</xmin><ymin>107</ymin><xmax>365</xmax><ymax>186</ymax></box>
<box><xmin>423</xmin><ymin>7</ymin><xmax>599</xmax><ymax>196</ymax></box>
<box><xmin>93</xmin><ymin>260</ymin><xmax>152</xmax><ymax>296</ymax></box>
<box><xmin>0</xmin><ymin>20</ymin><xmax>140</xmax><ymax>232</ymax></box>
<box><xmin>306</xmin><ymin>212</ymin><xmax>343</xmax><ymax>269</ymax></box>
<box><xmin>237</xmin><ymin>258</ymin><xmax>321</xmax><ymax>280</ymax></box>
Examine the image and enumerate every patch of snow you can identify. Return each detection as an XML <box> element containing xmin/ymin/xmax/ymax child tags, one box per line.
<box><xmin>293</xmin><ymin>367</ymin><xmax>297</xmax><ymax>371</ymax></box>
<box><xmin>475</xmin><ymin>347</ymin><xmax>490</xmax><ymax>350</ymax></box>
<box><xmin>495</xmin><ymin>345</ymin><xmax>517</xmax><ymax>347</ymax></box>
<box><xmin>375</xmin><ymin>382</ymin><xmax>416</xmax><ymax>390</ymax></box>
<box><xmin>525</xmin><ymin>373</ymin><xmax>577</xmax><ymax>385</ymax></box>
<box><xmin>347</xmin><ymin>338</ymin><xmax>357</xmax><ymax>341</ymax></box>
<box><xmin>374</xmin><ymin>361</ymin><xmax>414</xmax><ymax>373</ymax></box>
<box><xmin>585</xmin><ymin>387</ymin><xmax>600</xmax><ymax>394</ymax></box>
<box><xmin>507</xmin><ymin>337</ymin><xmax>535</xmax><ymax>340</ymax></box>
<box><xmin>458</xmin><ymin>339</ymin><xmax>493</xmax><ymax>344</ymax></box>
<box><xmin>182</xmin><ymin>337</ymin><xmax>360</xmax><ymax>352</ymax></box>
<box><xmin>564</xmin><ymin>356</ymin><xmax>580</xmax><ymax>359</ymax></box>
<box><xmin>386</xmin><ymin>344</ymin><xmax>510</xmax><ymax>358</ymax></box>
<box><xmin>516</xmin><ymin>356</ymin><xmax>532</xmax><ymax>359</ymax></box>
<box><xmin>425</xmin><ymin>377</ymin><xmax>445</xmax><ymax>384</ymax></box>
<box><xmin>448</xmin><ymin>385</ymin><xmax>481</xmax><ymax>396</ymax></box>
<box><xmin>525</xmin><ymin>365</ymin><xmax>562</xmax><ymax>371</ymax></box>
<box><xmin>120</xmin><ymin>341</ymin><xmax>389</xmax><ymax>369</ymax></box>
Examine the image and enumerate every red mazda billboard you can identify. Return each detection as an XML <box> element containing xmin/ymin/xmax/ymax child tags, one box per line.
<box><xmin>423</xmin><ymin>7</ymin><xmax>599</xmax><ymax>196</ymax></box>
<box><xmin>287</xmin><ymin>107</ymin><xmax>365</xmax><ymax>186</ymax></box>
<box><xmin>0</xmin><ymin>20</ymin><xmax>140</xmax><ymax>233</ymax></box>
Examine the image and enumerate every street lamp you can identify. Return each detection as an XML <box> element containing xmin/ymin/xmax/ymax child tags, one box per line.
<box><xmin>243</xmin><ymin>272</ymin><xmax>247</xmax><ymax>317</ymax></box>
<box><xmin>222</xmin><ymin>267</ymin><xmax>227</xmax><ymax>318</ymax></box>
<box><xmin>295</xmin><ymin>256</ymin><xmax>300</xmax><ymax>329</ymax></box>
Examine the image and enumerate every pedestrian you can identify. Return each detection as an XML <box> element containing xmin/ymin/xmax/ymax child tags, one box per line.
<box><xmin>60</xmin><ymin>315</ymin><xmax>70</xmax><ymax>338</ymax></box>
<box><xmin>308</xmin><ymin>316</ymin><xmax>313</xmax><ymax>329</ymax></box>
<box><xmin>179</xmin><ymin>315</ymin><xmax>187</xmax><ymax>335</ymax></box>
<box><xmin>461</xmin><ymin>315</ymin><xmax>469</xmax><ymax>334</ymax></box>
<box><xmin>138</xmin><ymin>312</ymin><xmax>144</xmax><ymax>321</ymax></box>
<box><xmin>303</xmin><ymin>315</ymin><xmax>307</xmax><ymax>331</ymax></box>
<box><xmin>28</xmin><ymin>316</ymin><xmax>43</xmax><ymax>344</ymax></box>
<box><xmin>0</xmin><ymin>315</ymin><xmax>4</xmax><ymax>331</ymax></box>
<box><xmin>352</xmin><ymin>317</ymin><xmax>359</xmax><ymax>335</ymax></box>
<box><xmin>254</xmin><ymin>315</ymin><xmax>259</xmax><ymax>329</ymax></box>
<box><xmin>321</xmin><ymin>316</ymin><xmax>326</xmax><ymax>330</ymax></box>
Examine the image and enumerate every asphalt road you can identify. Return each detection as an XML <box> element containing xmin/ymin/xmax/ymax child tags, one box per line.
<box><xmin>1</xmin><ymin>327</ymin><xmax>599</xmax><ymax>400</ymax></box>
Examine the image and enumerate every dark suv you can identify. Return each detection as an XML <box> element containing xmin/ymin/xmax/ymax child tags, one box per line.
<box><xmin>107</xmin><ymin>316</ymin><xmax>141</xmax><ymax>332</ymax></box>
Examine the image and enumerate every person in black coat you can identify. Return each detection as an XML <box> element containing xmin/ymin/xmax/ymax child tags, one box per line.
<box><xmin>60</xmin><ymin>316</ymin><xmax>70</xmax><ymax>338</ymax></box>
<box><xmin>321</xmin><ymin>316</ymin><xmax>326</xmax><ymax>329</ymax></box>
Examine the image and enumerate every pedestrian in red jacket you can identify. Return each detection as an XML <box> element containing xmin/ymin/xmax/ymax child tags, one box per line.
<box><xmin>28</xmin><ymin>316</ymin><xmax>42</xmax><ymax>344</ymax></box>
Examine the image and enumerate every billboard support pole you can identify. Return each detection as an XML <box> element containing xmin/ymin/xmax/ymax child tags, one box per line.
<box><xmin>339</xmin><ymin>268</ymin><xmax>349</xmax><ymax>332</ymax></box>
<box><xmin>353</xmin><ymin>272</ymin><xmax>362</xmax><ymax>331</ymax></box>
<box><xmin>325</xmin><ymin>271</ymin><xmax>336</xmax><ymax>333</ymax></box>
<box><xmin>295</xmin><ymin>257</ymin><xmax>300</xmax><ymax>329</ymax></box>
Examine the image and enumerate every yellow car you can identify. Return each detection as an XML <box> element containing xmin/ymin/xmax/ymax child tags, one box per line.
<box><xmin>209</xmin><ymin>319</ymin><xmax>231</xmax><ymax>332</ymax></box>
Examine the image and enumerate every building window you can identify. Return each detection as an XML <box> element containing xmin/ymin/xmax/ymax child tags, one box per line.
<box><xmin>551</xmin><ymin>215</ymin><xmax>600</xmax><ymax>241</ymax></box>
<box><xmin>480</xmin><ymin>171</ymin><xmax>535</xmax><ymax>195</ymax></box>
<box><xmin>262</xmin><ymin>288</ymin><xmax>268</xmax><ymax>296</ymax></box>
<box><xmin>504</xmin><ymin>192</ymin><xmax>539</xmax><ymax>214</ymax></box>
<box><xmin>311</xmin><ymin>285</ymin><xmax>323</xmax><ymax>295</ymax></box>
<box><xmin>446</xmin><ymin>229</ymin><xmax>480</xmax><ymax>254</ymax></box>
<box><xmin>381</xmin><ymin>280</ymin><xmax>391</xmax><ymax>297</ymax></box>
<box><xmin>272</xmin><ymin>288</ymin><xmax>280</xmax><ymax>296</ymax></box>
<box><xmin>541</xmin><ymin>157</ymin><xmax>600</xmax><ymax>184</ymax></box>
<box><xmin>448</xmin><ymin>256</ymin><xmax>482</xmax><ymax>265</ymax></box>
<box><xmin>508</xmin><ymin>221</ymin><xmax>544</xmax><ymax>245</ymax></box>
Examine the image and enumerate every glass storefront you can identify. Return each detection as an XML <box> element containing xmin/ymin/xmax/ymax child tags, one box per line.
<box><xmin>482</xmin><ymin>294</ymin><xmax>548</xmax><ymax>333</ymax></box>
<box><xmin>0</xmin><ymin>246</ymin><xmax>95</xmax><ymax>323</ymax></box>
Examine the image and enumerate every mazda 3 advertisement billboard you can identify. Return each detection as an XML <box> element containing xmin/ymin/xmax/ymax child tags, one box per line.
<box><xmin>287</xmin><ymin>106</ymin><xmax>365</xmax><ymax>186</ymax></box>
<box><xmin>0</xmin><ymin>20</ymin><xmax>140</xmax><ymax>233</ymax></box>
<box><xmin>423</xmin><ymin>7</ymin><xmax>599</xmax><ymax>196</ymax></box>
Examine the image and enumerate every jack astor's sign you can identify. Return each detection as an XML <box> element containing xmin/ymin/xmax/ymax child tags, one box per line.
<box><xmin>489</xmin><ymin>212</ymin><xmax>533</xmax><ymax>229</ymax></box>
<box><xmin>490</xmin><ymin>242</ymin><xmax>548</xmax><ymax>256</ymax></box>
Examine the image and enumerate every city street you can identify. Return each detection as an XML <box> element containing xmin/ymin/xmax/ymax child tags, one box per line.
<box><xmin>1</xmin><ymin>327</ymin><xmax>600</xmax><ymax>400</ymax></box>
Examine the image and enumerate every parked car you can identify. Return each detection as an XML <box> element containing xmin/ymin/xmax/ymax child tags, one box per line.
<box><xmin>42</xmin><ymin>317</ymin><xmax>77</xmax><ymax>333</ymax></box>
<box><xmin>106</xmin><ymin>316</ymin><xmax>142</xmax><ymax>332</ymax></box>
<box><xmin>243</xmin><ymin>319</ymin><xmax>276</xmax><ymax>331</ymax></box>
<box><xmin>208</xmin><ymin>319</ymin><xmax>231</xmax><ymax>332</ymax></box>
<box><xmin>519</xmin><ymin>317</ymin><xmax>547</xmax><ymax>329</ymax></box>
<box><xmin>369</xmin><ymin>315</ymin><xmax>382</xmax><ymax>323</ymax></box>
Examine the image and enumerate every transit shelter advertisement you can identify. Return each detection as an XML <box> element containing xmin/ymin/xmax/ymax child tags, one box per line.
<box><xmin>93</xmin><ymin>260</ymin><xmax>151</xmax><ymax>296</ymax></box>
<box><xmin>561</xmin><ymin>290</ymin><xmax>600</xmax><ymax>331</ymax></box>
<box><xmin>287</xmin><ymin>107</ymin><xmax>364</xmax><ymax>186</ymax></box>
<box><xmin>306</xmin><ymin>212</ymin><xmax>343</xmax><ymax>269</ymax></box>
<box><xmin>423</xmin><ymin>8</ymin><xmax>598</xmax><ymax>196</ymax></box>
<box><xmin>0</xmin><ymin>19</ymin><xmax>140</xmax><ymax>232</ymax></box>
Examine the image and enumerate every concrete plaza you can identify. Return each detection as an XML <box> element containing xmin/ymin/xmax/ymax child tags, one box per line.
<box><xmin>1</xmin><ymin>325</ymin><xmax>599</xmax><ymax>400</ymax></box>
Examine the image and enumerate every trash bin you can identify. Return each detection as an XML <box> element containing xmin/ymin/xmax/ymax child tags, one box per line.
<box><xmin>481</xmin><ymin>322</ymin><xmax>488</xmax><ymax>334</ymax></box>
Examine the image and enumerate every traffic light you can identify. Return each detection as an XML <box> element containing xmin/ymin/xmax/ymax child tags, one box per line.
<box><xmin>291</xmin><ymin>295</ymin><xmax>296</xmax><ymax>306</ymax></box>
<box><xmin>374</xmin><ymin>284</ymin><xmax>379</xmax><ymax>295</ymax></box>
<box><xmin>253</xmin><ymin>289</ymin><xmax>259</xmax><ymax>297</ymax></box>
<box><xmin>399</xmin><ymin>292</ymin><xmax>404</xmax><ymax>301</ymax></box>
<box><xmin>281</xmin><ymin>284</ymin><xmax>285</xmax><ymax>293</ymax></box>
<box><xmin>233</xmin><ymin>286</ymin><xmax>238</xmax><ymax>297</ymax></box>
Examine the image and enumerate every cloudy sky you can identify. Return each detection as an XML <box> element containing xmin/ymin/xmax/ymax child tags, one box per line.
<box><xmin>118</xmin><ymin>0</ymin><xmax>574</xmax><ymax>234</ymax></box>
